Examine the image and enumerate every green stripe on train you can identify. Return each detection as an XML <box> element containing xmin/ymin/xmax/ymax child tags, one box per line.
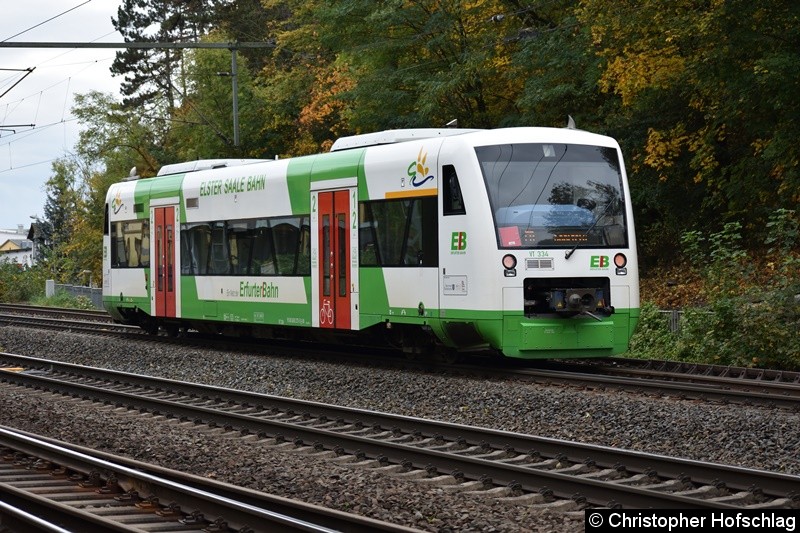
<box><xmin>179</xmin><ymin>277</ymin><xmax>313</xmax><ymax>326</ymax></box>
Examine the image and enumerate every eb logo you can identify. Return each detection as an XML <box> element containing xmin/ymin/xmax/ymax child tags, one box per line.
<box><xmin>590</xmin><ymin>255</ymin><xmax>609</xmax><ymax>268</ymax></box>
<box><xmin>451</xmin><ymin>232</ymin><xmax>467</xmax><ymax>251</ymax></box>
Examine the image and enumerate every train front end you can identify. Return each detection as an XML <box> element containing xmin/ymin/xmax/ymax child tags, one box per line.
<box><xmin>436</xmin><ymin>127</ymin><xmax>639</xmax><ymax>359</ymax></box>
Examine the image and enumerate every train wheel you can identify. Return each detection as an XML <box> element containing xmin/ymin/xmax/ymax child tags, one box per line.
<box><xmin>142</xmin><ymin>320</ymin><xmax>159</xmax><ymax>335</ymax></box>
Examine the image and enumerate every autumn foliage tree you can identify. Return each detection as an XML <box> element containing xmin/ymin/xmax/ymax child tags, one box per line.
<box><xmin>578</xmin><ymin>0</ymin><xmax>800</xmax><ymax>263</ymax></box>
<box><xmin>41</xmin><ymin>0</ymin><xmax>800</xmax><ymax>292</ymax></box>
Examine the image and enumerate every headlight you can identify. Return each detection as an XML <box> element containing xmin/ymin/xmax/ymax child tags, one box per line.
<box><xmin>502</xmin><ymin>254</ymin><xmax>517</xmax><ymax>270</ymax></box>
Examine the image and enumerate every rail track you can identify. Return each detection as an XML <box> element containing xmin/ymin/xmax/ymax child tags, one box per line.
<box><xmin>1</xmin><ymin>352</ymin><xmax>798</xmax><ymax>511</ymax></box>
<box><xmin>0</xmin><ymin>303</ymin><xmax>113</xmax><ymax>323</ymax></box>
<box><xmin>2</xmin><ymin>305</ymin><xmax>799</xmax><ymax>410</ymax></box>
<box><xmin>0</xmin><ymin>424</ymin><xmax>416</xmax><ymax>532</ymax></box>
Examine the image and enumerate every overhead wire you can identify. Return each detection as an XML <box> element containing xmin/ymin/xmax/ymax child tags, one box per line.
<box><xmin>1</xmin><ymin>0</ymin><xmax>94</xmax><ymax>42</ymax></box>
<box><xmin>0</xmin><ymin>1</ymin><xmax>117</xmax><ymax>179</ymax></box>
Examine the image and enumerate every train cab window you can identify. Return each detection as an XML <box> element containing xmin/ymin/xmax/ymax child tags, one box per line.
<box><xmin>443</xmin><ymin>165</ymin><xmax>466</xmax><ymax>216</ymax></box>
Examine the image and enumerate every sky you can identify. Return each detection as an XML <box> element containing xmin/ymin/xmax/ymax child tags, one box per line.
<box><xmin>0</xmin><ymin>0</ymin><xmax>123</xmax><ymax>232</ymax></box>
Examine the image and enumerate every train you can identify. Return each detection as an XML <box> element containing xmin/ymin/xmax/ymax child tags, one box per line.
<box><xmin>102</xmin><ymin>126</ymin><xmax>640</xmax><ymax>359</ymax></box>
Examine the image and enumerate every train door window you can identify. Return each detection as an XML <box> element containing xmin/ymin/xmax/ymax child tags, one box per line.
<box><xmin>156</xmin><ymin>226</ymin><xmax>163</xmax><ymax>291</ymax></box>
<box><xmin>166</xmin><ymin>225</ymin><xmax>174</xmax><ymax>292</ymax></box>
<box><xmin>337</xmin><ymin>213</ymin><xmax>347</xmax><ymax>296</ymax></box>
<box><xmin>322</xmin><ymin>214</ymin><xmax>331</xmax><ymax>296</ymax></box>
<box><xmin>443</xmin><ymin>165</ymin><xmax>466</xmax><ymax>216</ymax></box>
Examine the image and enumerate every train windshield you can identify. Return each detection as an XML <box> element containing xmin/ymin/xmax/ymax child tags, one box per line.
<box><xmin>476</xmin><ymin>143</ymin><xmax>628</xmax><ymax>249</ymax></box>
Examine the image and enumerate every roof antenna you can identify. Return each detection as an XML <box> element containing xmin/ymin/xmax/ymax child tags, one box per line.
<box><xmin>445</xmin><ymin>118</ymin><xmax>458</xmax><ymax>128</ymax></box>
<box><xmin>566</xmin><ymin>115</ymin><xmax>576</xmax><ymax>129</ymax></box>
<box><xmin>123</xmin><ymin>166</ymin><xmax>140</xmax><ymax>182</ymax></box>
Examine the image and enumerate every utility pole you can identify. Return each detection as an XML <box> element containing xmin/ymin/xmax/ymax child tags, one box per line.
<box><xmin>231</xmin><ymin>48</ymin><xmax>239</xmax><ymax>147</ymax></box>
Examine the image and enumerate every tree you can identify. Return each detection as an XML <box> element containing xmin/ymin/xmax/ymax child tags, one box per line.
<box><xmin>111</xmin><ymin>0</ymin><xmax>217</xmax><ymax>113</ymax></box>
<box><xmin>72</xmin><ymin>91</ymin><xmax>163</xmax><ymax>178</ymax></box>
<box><xmin>578</xmin><ymin>0</ymin><xmax>800</xmax><ymax>264</ymax></box>
<box><xmin>165</xmin><ymin>31</ymin><xmax>271</xmax><ymax>159</ymax></box>
<box><xmin>42</xmin><ymin>158</ymin><xmax>81</xmax><ymax>281</ymax></box>
<box><xmin>508</xmin><ymin>0</ymin><xmax>610</xmax><ymax>129</ymax></box>
<box><xmin>262</xmin><ymin>0</ymin><xmax>521</xmax><ymax>135</ymax></box>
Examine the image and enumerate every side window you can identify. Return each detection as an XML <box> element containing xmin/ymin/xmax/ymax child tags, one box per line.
<box><xmin>272</xmin><ymin>217</ymin><xmax>301</xmax><ymax>274</ymax></box>
<box><xmin>181</xmin><ymin>223</ymin><xmax>211</xmax><ymax>275</ymax></box>
<box><xmin>179</xmin><ymin>216</ymin><xmax>310</xmax><ymax>276</ymax></box>
<box><xmin>252</xmin><ymin>222</ymin><xmax>276</xmax><ymax>275</ymax></box>
<box><xmin>227</xmin><ymin>221</ymin><xmax>252</xmax><ymax>275</ymax></box>
<box><xmin>210</xmin><ymin>222</ymin><xmax>230</xmax><ymax>275</ymax></box>
<box><xmin>443</xmin><ymin>164</ymin><xmax>466</xmax><ymax>215</ymax></box>
<box><xmin>359</xmin><ymin>204</ymin><xmax>379</xmax><ymax>266</ymax></box>
<box><xmin>359</xmin><ymin>197</ymin><xmax>438</xmax><ymax>267</ymax></box>
<box><xmin>110</xmin><ymin>219</ymin><xmax>149</xmax><ymax>268</ymax></box>
<box><xmin>296</xmin><ymin>218</ymin><xmax>311</xmax><ymax>275</ymax></box>
<box><xmin>111</xmin><ymin>222</ymin><xmax>127</xmax><ymax>267</ymax></box>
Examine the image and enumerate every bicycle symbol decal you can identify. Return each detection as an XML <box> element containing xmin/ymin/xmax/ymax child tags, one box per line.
<box><xmin>320</xmin><ymin>300</ymin><xmax>334</xmax><ymax>325</ymax></box>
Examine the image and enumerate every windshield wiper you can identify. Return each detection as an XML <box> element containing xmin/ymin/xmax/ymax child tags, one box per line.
<box><xmin>565</xmin><ymin>200</ymin><xmax>614</xmax><ymax>260</ymax></box>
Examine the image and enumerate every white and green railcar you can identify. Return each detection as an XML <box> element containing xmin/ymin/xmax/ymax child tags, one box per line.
<box><xmin>103</xmin><ymin>127</ymin><xmax>639</xmax><ymax>359</ymax></box>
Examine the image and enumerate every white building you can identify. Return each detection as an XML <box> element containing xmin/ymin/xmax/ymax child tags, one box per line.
<box><xmin>0</xmin><ymin>225</ymin><xmax>34</xmax><ymax>267</ymax></box>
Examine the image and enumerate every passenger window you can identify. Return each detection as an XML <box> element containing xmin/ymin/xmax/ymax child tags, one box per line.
<box><xmin>359</xmin><ymin>197</ymin><xmax>438</xmax><ymax>267</ymax></box>
<box><xmin>443</xmin><ymin>165</ymin><xmax>466</xmax><ymax>216</ymax></box>
<box><xmin>180</xmin><ymin>216</ymin><xmax>309</xmax><ymax>276</ymax></box>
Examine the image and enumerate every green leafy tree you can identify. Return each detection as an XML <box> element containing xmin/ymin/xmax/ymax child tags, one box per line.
<box><xmin>72</xmin><ymin>91</ymin><xmax>163</xmax><ymax>177</ymax></box>
<box><xmin>42</xmin><ymin>158</ymin><xmax>81</xmax><ymax>282</ymax></box>
<box><xmin>506</xmin><ymin>1</ymin><xmax>608</xmax><ymax>129</ymax></box>
<box><xmin>111</xmin><ymin>0</ymin><xmax>217</xmax><ymax>112</ymax></box>
<box><xmin>165</xmin><ymin>32</ymin><xmax>270</xmax><ymax>159</ymax></box>
<box><xmin>265</xmin><ymin>0</ymin><xmax>521</xmax><ymax>134</ymax></box>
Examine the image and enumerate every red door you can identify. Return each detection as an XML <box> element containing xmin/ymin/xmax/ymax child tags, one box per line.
<box><xmin>318</xmin><ymin>190</ymin><xmax>351</xmax><ymax>329</ymax></box>
<box><xmin>154</xmin><ymin>206</ymin><xmax>176</xmax><ymax>318</ymax></box>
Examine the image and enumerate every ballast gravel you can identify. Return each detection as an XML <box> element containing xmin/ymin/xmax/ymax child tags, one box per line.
<box><xmin>1</xmin><ymin>327</ymin><xmax>799</xmax><ymax>532</ymax></box>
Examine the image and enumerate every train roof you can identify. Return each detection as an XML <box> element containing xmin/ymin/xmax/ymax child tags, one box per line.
<box><xmin>156</xmin><ymin>158</ymin><xmax>270</xmax><ymax>177</ymax></box>
<box><xmin>330</xmin><ymin>128</ymin><xmax>481</xmax><ymax>151</ymax></box>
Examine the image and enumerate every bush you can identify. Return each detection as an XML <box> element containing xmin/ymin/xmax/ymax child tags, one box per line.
<box><xmin>629</xmin><ymin>209</ymin><xmax>800</xmax><ymax>370</ymax></box>
<box><xmin>0</xmin><ymin>263</ymin><xmax>47</xmax><ymax>303</ymax></box>
<box><xmin>626</xmin><ymin>302</ymin><xmax>682</xmax><ymax>360</ymax></box>
<box><xmin>678</xmin><ymin>290</ymin><xmax>800</xmax><ymax>369</ymax></box>
<box><xmin>31</xmin><ymin>291</ymin><xmax>96</xmax><ymax>310</ymax></box>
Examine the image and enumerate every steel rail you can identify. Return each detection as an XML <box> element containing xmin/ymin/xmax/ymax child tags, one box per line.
<box><xmin>0</xmin><ymin>426</ymin><xmax>416</xmax><ymax>533</ymax></box>
<box><xmin>2</xmin><ymin>353</ymin><xmax>798</xmax><ymax>510</ymax></box>
<box><xmin>0</xmin><ymin>304</ymin><xmax>111</xmax><ymax>321</ymax></box>
<box><xmin>3</xmin><ymin>310</ymin><xmax>798</xmax><ymax>411</ymax></box>
<box><xmin>501</xmin><ymin>366</ymin><xmax>800</xmax><ymax>410</ymax></box>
